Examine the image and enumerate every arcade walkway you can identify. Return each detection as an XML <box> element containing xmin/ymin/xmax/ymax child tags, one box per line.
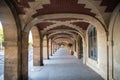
<box><xmin>29</xmin><ymin>48</ymin><xmax>103</xmax><ymax>80</ymax></box>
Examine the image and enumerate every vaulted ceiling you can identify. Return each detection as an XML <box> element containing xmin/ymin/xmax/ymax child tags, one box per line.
<box><xmin>8</xmin><ymin>0</ymin><xmax>120</xmax><ymax>45</ymax></box>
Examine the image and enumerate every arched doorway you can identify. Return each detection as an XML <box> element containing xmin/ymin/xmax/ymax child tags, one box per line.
<box><xmin>28</xmin><ymin>30</ymin><xmax>33</xmax><ymax>79</ymax></box>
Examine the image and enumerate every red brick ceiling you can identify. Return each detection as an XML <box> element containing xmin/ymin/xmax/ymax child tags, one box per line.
<box><xmin>100</xmin><ymin>0</ymin><xmax>120</xmax><ymax>12</ymax></box>
<box><xmin>46</xmin><ymin>25</ymin><xmax>78</xmax><ymax>31</ymax></box>
<box><xmin>35</xmin><ymin>22</ymin><xmax>89</xmax><ymax>31</ymax></box>
<box><xmin>51</xmin><ymin>33</ymin><xmax>73</xmax><ymax>38</ymax></box>
<box><xmin>53</xmin><ymin>37</ymin><xmax>73</xmax><ymax>40</ymax></box>
<box><xmin>32</xmin><ymin>0</ymin><xmax>96</xmax><ymax>18</ymax></box>
<box><xmin>71</xmin><ymin>22</ymin><xmax>89</xmax><ymax>30</ymax></box>
<box><xmin>12</xmin><ymin>0</ymin><xmax>120</xmax><ymax>40</ymax></box>
<box><xmin>13</xmin><ymin>0</ymin><xmax>120</xmax><ymax>33</ymax></box>
<box><xmin>15</xmin><ymin>0</ymin><xmax>120</xmax><ymax>15</ymax></box>
<box><xmin>35</xmin><ymin>22</ymin><xmax>54</xmax><ymax>30</ymax></box>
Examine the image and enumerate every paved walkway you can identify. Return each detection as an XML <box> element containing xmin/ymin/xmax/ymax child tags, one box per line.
<box><xmin>29</xmin><ymin>48</ymin><xmax>103</xmax><ymax>80</ymax></box>
<box><xmin>0</xmin><ymin>50</ymin><xmax>4</xmax><ymax>80</ymax></box>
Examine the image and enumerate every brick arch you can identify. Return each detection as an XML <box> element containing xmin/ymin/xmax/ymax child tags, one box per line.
<box><xmin>16</xmin><ymin>0</ymin><xmax>107</xmax><ymax>26</ymax></box>
<box><xmin>48</xmin><ymin>31</ymin><xmax>77</xmax><ymax>40</ymax></box>
<box><xmin>0</xmin><ymin>0</ymin><xmax>19</xmax><ymax>80</ymax></box>
<box><xmin>50</xmin><ymin>30</ymin><xmax>78</xmax><ymax>42</ymax></box>
<box><xmin>46</xmin><ymin>29</ymin><xmax>83</xmax><ymax>40</ymax></box>
<box><xmin>53</xmin><ymin>38</ymin><xmax>74</xmax><ymax>45</ymax></box>
<box><xmin>41</xmin><ymin>24</ymin><xmax>85</xmax><ymax>41</ymax></box>
<box><xmin>24</xmin><ymin>13</ymin><xmax>107</xmax><ymax>35</ymax></box>
<box><xmin>53</xmin><ymin>35</ymin><xmax>74</xmax><ymax>41</ymax></box>
<box><xmin>24</xmin><ymin>14</ymin><xmax>107</xmax><ymax>74</ymax></box>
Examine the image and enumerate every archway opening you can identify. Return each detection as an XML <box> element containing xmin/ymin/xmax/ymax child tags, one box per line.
<box><xmin>0</xmin><ymin>21</ymin><xmax>4</xmax><ymax>80</ymax></box>
<box><xmin>28</xmin><ymin>31</ymin><xmax>33</xmax><ymax>79</ymax></box>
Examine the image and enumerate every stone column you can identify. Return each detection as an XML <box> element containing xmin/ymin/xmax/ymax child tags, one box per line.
<box><xmin>33</xmin><ymin>45</ymin><xmax>40</xmax><ymax>66</ymax></box>
<box><xmin>83</xmin><ymin>40</ymin><xmax>87</xmax><ymax>64</ymax></box>
<box><xmin>32</xmin><ymin>27</ymin><xmax>41</xmax><ymax>66</ymax></box>
<box><xmin>51</xmin><ymin>40</ymin><xmax>53</xmax><ymax>56</ymax></box>
<box><xmin>79</xmin><ymin>38</ymin><xmax>83</xmax><ymax>58</ymax></box>
<box><xmin>21</xmin><ymin>32</ymin><xmax>29</xmax><ymax>80</ymax></box>
<box><xmin>40</xmin><ymin>33</ymin><xmax>44</xmax><ymax>66</ymax></box>
<box><xmin>47</xmin><ymin>36</ymin><xmax>49</xmax><ymax>59</ymax></box>
<box><xmin>52</xmin><ymin>42</ymin><xmax>54</xmax><ymax>54</ymax></box>
<box><xmin>108</xmin><ymin>40</ymin><xmax>114</xmax><ymax>80</ymax></box>
<box><xmin>73</xmin><ymin>40</ymin><xmax>76</xmax><ymax>52</ymax></box>
<box><xmin>53</xmin><ymin>43</ymin><xmax>56</xmax><ymax>54</ymax></box>
<box><xmin>4</xmin><ymin>41</ymin><xmax>19</xmax><ymax>80</ymax></box>
<box><xmin>43</xmin><ymin>36</ymin><xmax>47</xmax><ymax>59</ymax></box>
<box><xmin>77</xmin><ymin>37</ymin><xmax>81</xmax><ymax>59</ymax></box>
<box><xmin>49</xmin><ymin>39</ymin><xmax>51</xmax><ymax>56</ymax></box>
<box><xmin>75</xmin><ymin>40</ymin><xmax>76</xmax><ymax>52</ymax></box>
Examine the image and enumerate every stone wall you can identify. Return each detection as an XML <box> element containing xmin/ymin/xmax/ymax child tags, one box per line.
<box><xmin>109</xmin><ymin>3</ymin><xmax>120</xmax><ymax>80</ymax></box>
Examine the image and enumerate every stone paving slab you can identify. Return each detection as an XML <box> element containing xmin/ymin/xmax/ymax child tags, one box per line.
<box><xmin>29</xmin><ymin>48</ymin><xmax>103</xmax><ymax>80</ymax></box>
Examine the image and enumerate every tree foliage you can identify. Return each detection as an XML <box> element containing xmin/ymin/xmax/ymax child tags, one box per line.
<box><xmin>0</xmin><ymin>29</ymin><xmax>4</xmax><ymax>42</ymax></box>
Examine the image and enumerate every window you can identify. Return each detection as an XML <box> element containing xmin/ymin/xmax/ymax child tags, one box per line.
<box><xmin>88</xmin><ymin>27</ymin><xmax>97</xmax><ymax>60</ymax></box>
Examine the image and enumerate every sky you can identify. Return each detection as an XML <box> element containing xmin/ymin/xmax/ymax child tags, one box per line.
<box><xmin>29</xmin><ymin>31</ymin><xmax>33</xmax><ymax>41</ymax></box>
<box><xmin>0</xmin><ymin>21</ymin><xmax>2</xmax><ymax>29</ymax></box>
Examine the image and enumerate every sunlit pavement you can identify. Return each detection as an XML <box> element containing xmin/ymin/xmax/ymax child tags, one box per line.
<box><xmin>0</xmin><ymin>48</ymin><xmax>103</xmax><ymax>80</ymax></box>
<box><xmin>28</xmin><ymin>48</ymin><xmax>103</xmax><ymax>80</ymax></box>
<box><xmin>0</xmin><ymin>50</ymin><xmax>4</xmax><ymax>80</ymax></box>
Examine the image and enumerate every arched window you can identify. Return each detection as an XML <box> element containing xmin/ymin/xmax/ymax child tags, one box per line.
<box><xmin>88</xmin><ymin>26</ymin><xmax>97</xmax><ymax>60</ymax></box>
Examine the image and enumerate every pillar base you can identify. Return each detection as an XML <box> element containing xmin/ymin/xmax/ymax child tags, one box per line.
<box><xmin>40</xmin><ymin>61</ymin><xmax>44</xmax><ymax>66</ymax></box>
<box><xmin>51</xmin><ymin>54</ymin><xmax>52</xmax><ymax>56</ymax></box>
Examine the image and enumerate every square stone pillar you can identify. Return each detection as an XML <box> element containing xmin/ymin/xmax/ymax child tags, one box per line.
<box><xmin>33</xmin><ymin>45</ymin><xmax>40</xmax><ymax>66</ymax></box>
<box><xmin>49</xmin><ymin>39</ymin><xmax>52</xmax><ymax>56</ymax></box>
<box><xmin>51</xmin><ymin>41</ymin><xmax>53</xmax><ymax>56</ymax></box>
<box><xmin>40</xmin><ymin>34</ymin><xmax>44</xmax><ymax>66</ymax></box>
<box><xmin>47</xmin><ymin>37</ymin><xmax>49</xmax><ymax>59</ymax></box>
<box><xmin>4</xmin><ymin>41</ymin><xmax>19</xmax><ymax>80</ymax></box>
<box><xmin>21</xmin><ymin>32</ymin><xmax>29</xmax><ymax>80</ymax></box>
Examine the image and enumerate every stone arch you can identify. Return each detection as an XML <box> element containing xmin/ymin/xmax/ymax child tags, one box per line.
<box><xmin>24</xmin><ymin>14</ymin><xmax>107</xmax><ymax>79</ymax></box>
<box><xmin>24</xmin><ymin>14</ymin><xmax>107</xmax><ymax>63</ymax></box>
<box><xmin>22</xmin><ymin>25</ymin><xmax>43</xmax><ymax>79</ymax></box>
<box><xmin>48</xmin><ymin>31</ymin><xmax>77</xmax><ymax>39</ymax></box>
<box><xmin>53</xmin><ymin>36</ymin><xmax>74</xmax><ymax>44</ymax></box>
<box><xmin>0</xmin><ymin>0</ymin><xmax>19</xmax><ymax>80</ymax></box>
<box><xmin>108</xmin><ymin>3</ymin><xmax>120</xmax><ymax>80</ymax></box>
<box><xmin>44</xmin><ymin>25</ymin><xmax>85</xmax><ymax>41</ymax></box>
<box><xmin>24</xmin><ymin>14</ymin><xmax>107</xmax><ymax>32</ymax></box>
